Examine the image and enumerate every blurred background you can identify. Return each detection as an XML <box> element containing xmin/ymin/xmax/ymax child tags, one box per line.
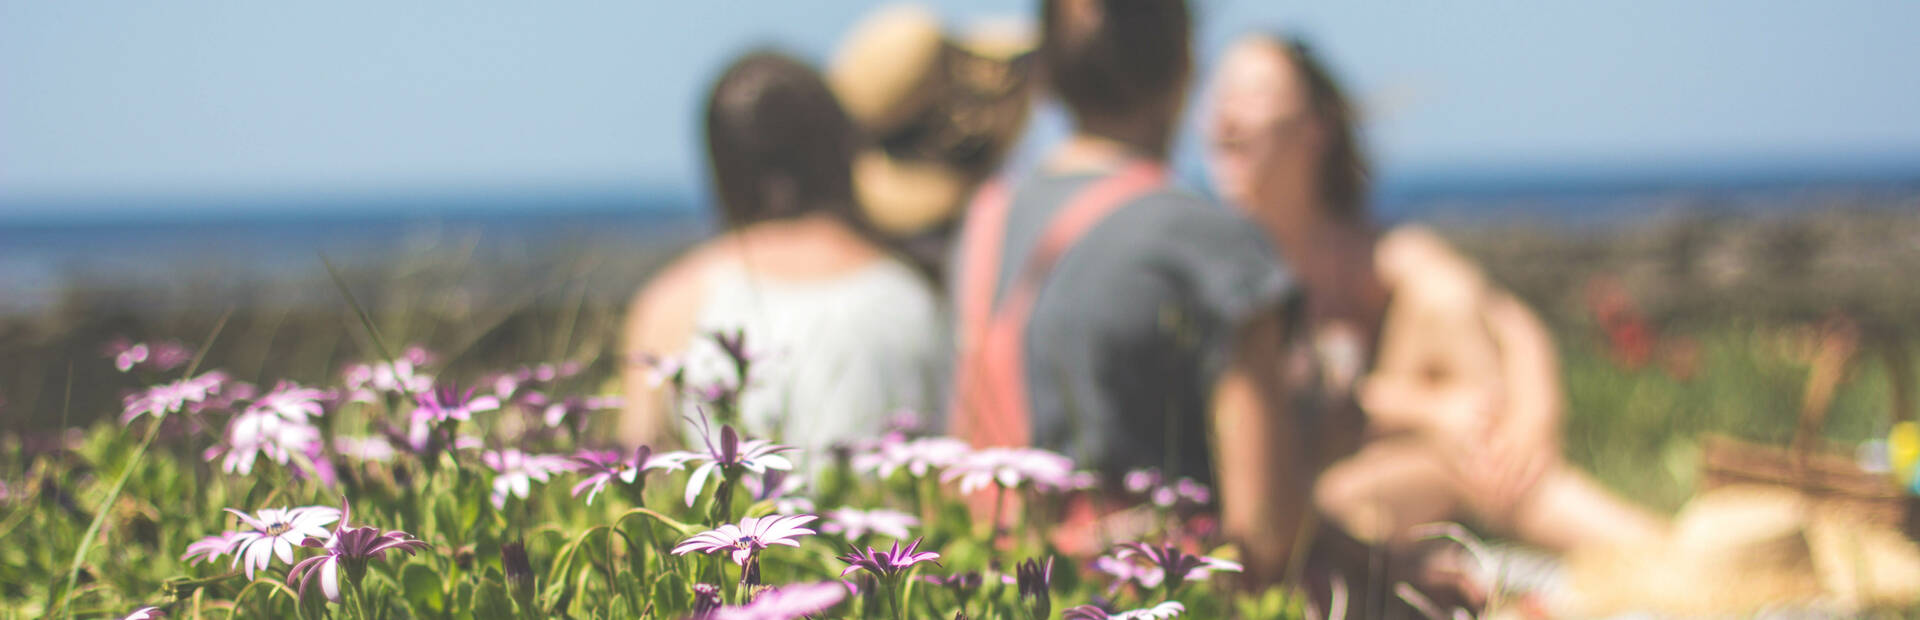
<box><xmin>4</xmin><ymin>0</ymin><xmax>1918</xmax><ymax>511</ymax></box>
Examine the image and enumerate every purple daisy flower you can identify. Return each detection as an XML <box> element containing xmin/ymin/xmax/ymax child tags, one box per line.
<box><xmin>532</xmin><ymin>393</ymin><xmax>622</xmax><ymax>428</ymax></box>
<box><xmin>188</xmin><ymin>379</ymin><xmax>256</xmax><ymax>417</ymax></box>
<box><xmin>706</xmin><ymin>581</ymin><xmax>847</xmax><ymax>620</ymax></box>
<box><xmin>121</xmin><ymin>606</ymin><xmax>166</xmax><ymax>620</ymax></box>
<box><xmin>674</xmin><ymin>417</ymin><xmax>796</xmax><ymax>507</ymax></box>
<box><xmin>742</xmin><ymin>470</ymin><xmax>813</xmax><ymax>515</ymax></box>
<box><xmin>482</xmin><ymin>449</ymin><xmax>579</xmax><ymax>508</ymax></box>
<box><xmin>837</xmin><ymin>538</ymin><xmax>942</xmax><ymax>578</ymax></box>
<box><xmin>286</xmin><ymin>500</ymin><xmax>430</xmax><ymax>603</ymax></box>
<box><xmin>244</xmin><ymin>381</ymin><xmax>330</xmax><ymax>422</ymax></box>
<box><xmin>342</xmin><ymin>354</ymin><xmax>434</xmax><ymax>403</ymax></box>
<box><xmin>394</xmin><ymin>384</ymin><xmax>498</xmax><ymax>458</ymax></box>
<box><xmin>486</xmin><ymin>361</ymin><xmax>585</xmax><ymax>402</ymax></box>
<box><xmin>1124</xmin><ymin>468</ymin><xmax>1213</xmax><ymax>509</ymax></box>
<box><xmin>1063</xmin><ymin>601</ymin><xmax>1187</xmax><ymax>620</ymax></box>
<box><xmin>940</xmin><ymin>447</ymin><xmax>1076</xmax><ymax>494</ymax></box>
<box><xmin>631</xmin><ymin>351</ymin><xmax>685</xmax><ymax>389</ymax></box>
<box><xmin>107</xmin><ymin>338</ymin><xmax>192</xmax><ymax>374</ymax></box>
<box><xmin>397</xmin><ymin>345</ymin><xmax>437</xmax><ymax>366</ymax></box>
<box><xmin>331</xmin><ymin>435</ymin><xmax>397</xmax><ymax>463</ymax></box>
<box><xmin>414</xmin><ymin>383</ymin><xmax>500</xmax><ymax>424</ymax></box>
<box><xmin>1168</xmin><ymin>478</ymin><xmax>1210</xmax><ymax>506</ymax></box>
<box><xmin>1123</xmin><ymin>469</ymin><xmax>1162</xmax><ymax>494</ymax></box>
<box><xmin>120</xmin><ymin>371</ymin><xmax>230</xmax><ymax>423</ymax></box>
<box><xmin>568</xmin><ymin>445</ymin><xmax>689</xmax><ymax>505</ymax></box>
<box><xmin>1105</xmin><ymin>542</ymin><xmax>1242</xmax><ymax>594</ymax></box>
<box><xmin>1091</xmin><ymin>555</ymin><xmax>1156</xmax><ymax>594</ymax></box>
<box><xmin>821</xmin><ymin>507</ymin><xmax>919</xmax><ymax>541</ymax></box>
<box><xmin>223</xmin><ymin>505</ymin><xmax>341</xmax><ymax>580</ymax></box>
<box><xmin>853</xmin><ymin>436</ymin><xmax>972</xmax><ymax>479</ymax></box>
<box><xmin>180</xmin><ymin>531</ymin><xmax>243</xmax><ymax>565</ymax></box>
<box><xmin>205</xmin><ymin>410</ymin><xmax>320</xmax><ymax>476</ymax></box>
<box><xmin>106</xmin><ymin>339</ymin><xmax>150</xmax><ymax>373</ymax></box>
<box><xmin>671</xmin><ymin>514</ymin><xmax>817</xmax><ymax>567</ymax></box>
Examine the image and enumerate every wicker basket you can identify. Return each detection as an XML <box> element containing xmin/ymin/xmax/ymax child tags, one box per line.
<box><xmin>1698</xmin><ymin>317</ymin><xmax>1920</xmax><ymax>539</ymax></box>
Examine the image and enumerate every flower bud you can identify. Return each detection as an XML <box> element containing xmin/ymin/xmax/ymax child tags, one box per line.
<box><xmin>501</xmin><ymin>539</ymin><xmax>535</xmax><ymax>610</ymax></box>
<box><xmin>1016</xmin><ymin>556</ymin><xmax>1054</xmax><ymax>620</ymax></box>
<box><xmin>692</xmin><ymin>583</ymin><xmax>722</xmax><ymax>618</ymax></box>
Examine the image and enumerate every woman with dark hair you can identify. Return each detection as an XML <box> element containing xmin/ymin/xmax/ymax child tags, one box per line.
<box><xmin>620</xmin><ymin>51</ymin><xmax>948</xmax><ymax>462</ymax></box>
<box><xmin>1206</xmin><ymin>33</ymin><xmax>1666</xmax><ymax>585</ymax></box>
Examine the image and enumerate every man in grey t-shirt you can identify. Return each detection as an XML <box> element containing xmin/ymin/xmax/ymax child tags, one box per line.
<box><xmin>982</xmin><ymin>172</ymin><xmax>1295</xmax><ymax>482</ymax></box>
<box><xmin>946</xmin><ymin>0</ymin><xmax>1320</xmax><ymax>585</ymax></box>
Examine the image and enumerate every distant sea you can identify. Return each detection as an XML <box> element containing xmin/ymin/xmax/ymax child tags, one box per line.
<box><xmin>3</xmin><ymin>165</ymin><xmax>1918</xmax><ymax>313</ymax></box>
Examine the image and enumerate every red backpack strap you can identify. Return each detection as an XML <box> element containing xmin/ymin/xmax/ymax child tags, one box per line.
<box><xmin>953</xmin><ymin>177</ymin><xmax>1013</xmax><ymax>368</ymax></box>
<box><xmin>950</xmin><ymin>162</ymin><xmax>1168</xmax><ymax>449</ymax></box>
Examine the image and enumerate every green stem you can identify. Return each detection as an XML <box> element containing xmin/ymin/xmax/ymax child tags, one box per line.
<box><xmin>889</xmin><ymin>576</ymin><xmax>907</xmax><ymax>620</ymax></box>
<box><xmin>352</xmin><ymin>577</ymin><xmax>378</xmax><ymax>620</ymax></box>
<box><xmin>1014</xmin><ymin>489</ymin><xmax>1033</xmax><ymax>548</ymax></box>
<box><xmin>628</xmin><ymin>508</ymin><xmax>657</xmax><ymax>586</ymax></box>
<box><xmin>989</xmin><ymin>484</ymin><xmax>1008</xmax><ymax>543</ymax></box>
<box><xmin>711</xmin><ymin>473</ymin><xmax>737</xmax><ymax>525</ymax></box>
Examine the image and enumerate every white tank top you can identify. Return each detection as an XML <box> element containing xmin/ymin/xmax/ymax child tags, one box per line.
<box><xmin>672</xmin><ymin>258</ymin><xmax>950</xmax><ymax>466</ymax></box>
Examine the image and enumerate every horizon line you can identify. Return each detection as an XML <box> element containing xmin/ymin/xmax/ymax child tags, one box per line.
<box><xmin>5</xmin><ymin>154</ymin><xmax>1920</xmax><ymax>225</ymax></box>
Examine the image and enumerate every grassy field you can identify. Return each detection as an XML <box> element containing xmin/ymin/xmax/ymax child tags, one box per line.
<box><xmin>1558</xmin><ymin>321</ymin><xmax>1908</xmax><ymax>513</ymax></box>
<box><xmin>4</xmin><ymin>213</ymin><xmax>1915</xmax><ymax>516</ymax></box>
<box><xmin>2</xmin><ymin>211</ymin><xmax>1918</xmax><ymax>617</ymax></box>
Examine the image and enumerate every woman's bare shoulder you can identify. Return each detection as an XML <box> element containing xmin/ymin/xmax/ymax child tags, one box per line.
<box><xmin>624</xmin><ymin>241</ymin><xmax>728</xmax><ymax>354</ymax></box>
<box><xmin>1375</xmin><ymin>225</ymin><xmax>1489</xmax><ymax>309</ymax></box>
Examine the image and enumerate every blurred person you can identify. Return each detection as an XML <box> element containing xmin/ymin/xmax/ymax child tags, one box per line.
<box><xmin>619</xmin><ymin>51</ymin><xmax>949</xmax><ymax>462</ymax></box>
<box><xmin>948</xmin><ymin>0</ymin><xmax>1324</xmax><ymax>584</ymax></box>
<box><xmin>827</xmin><ymin>4</ymin><xmax>1039</xmax><ymax>284</ymax></box>
<box><xmin>1205</xmin><ymin>33</ymin><xmax>1666</xmax><ymax>576</ymax></box>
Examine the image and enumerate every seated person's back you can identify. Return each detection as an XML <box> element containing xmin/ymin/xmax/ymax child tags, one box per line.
<box><xmin>963</xmin><ymin>169</ymin><xmax>1292</xmax><ymax>482</ymax></box>
<box><xmin>621</xmin><ymin>51</ymin><xmax>948</xmax><ymax>461</ymax></box>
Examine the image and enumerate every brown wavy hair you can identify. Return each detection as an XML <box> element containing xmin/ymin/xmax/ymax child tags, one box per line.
<box><xmin>703</xmin><ymin>50</ymin><xmax>859</xmax><ymax>229</ymax></box>
<box><xmin>1277</xmin><ymin>35</ymin><xmax>1370</xmax><ymax>222</ymax></box>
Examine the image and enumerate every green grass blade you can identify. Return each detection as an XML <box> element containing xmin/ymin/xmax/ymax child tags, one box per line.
<box><xmin>322</xmin><ymin>252</ymin><xmax>399</xmax><ymax>369</ymax></box>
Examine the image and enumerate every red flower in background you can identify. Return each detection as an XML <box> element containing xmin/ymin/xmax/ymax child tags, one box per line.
<box><xmin>1583</xmin><ymin>276</ymin><xmax>1698</xmax><ymax>380</ymax></box>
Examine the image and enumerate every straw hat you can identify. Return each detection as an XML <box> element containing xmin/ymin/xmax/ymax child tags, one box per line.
<box><xmin>1554</xmin><ymin>484</ymin><xmax>1920</xmax><ymax>617</ymax></box>
<box><xmin>828</xmin><ymin>4</ymin><xmax>1037</xmax><ymax>237</ymax></box>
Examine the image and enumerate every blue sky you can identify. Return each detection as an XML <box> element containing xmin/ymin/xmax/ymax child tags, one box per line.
<box><xmin>3</xmin><ymin>1</ymin><xmax>1918</xmax><ymax>213</ymax></box>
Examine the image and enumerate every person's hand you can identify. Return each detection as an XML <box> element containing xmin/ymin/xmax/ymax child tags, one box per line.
<box><xmin>1415</xmin><ymin>385</ymin><xmax>1550</xmax><ymax>520</ymax></box>
<box><xmin>1466</xmin><ymin>418</ymin><xmax>1554</xmax><ymax>520</ymax></box>
<box><xmin>1359</xmin><ymin>375</ymin><xmax>1550</xmax><ymax>518</ymax></box>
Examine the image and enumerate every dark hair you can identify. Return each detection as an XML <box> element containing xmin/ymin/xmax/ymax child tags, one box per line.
<box><xmin>1040</xmin><ymin>0</ymin><xmax>1191</xmax><ymax>124</ymax></box>
<box><xmin>704</xmin><ymin>51</ymin><xmax>858</xmax><ymax>229</ymax></box>
<box><xmin>1278</xmin><ymin>36</ymin><xmax>1370</xmax><ymax>221</ymax></box>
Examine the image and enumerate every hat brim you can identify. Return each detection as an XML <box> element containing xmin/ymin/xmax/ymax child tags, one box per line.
<box><xmin>852</xmin><ymin>149</ymin><xmax>970</xmax><ymax>236</ymax></box>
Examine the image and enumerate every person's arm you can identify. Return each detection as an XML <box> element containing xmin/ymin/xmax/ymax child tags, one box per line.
<box><xmin>617</xmin><ymin>290</ymin><xmax>671</xmax><ymax>447</ymax></box>
<box><xmin>1484</xmin><ymin>291</ymin><xmax>1563</xmax><ymax>445</ymax></box>
<box><xmin>1471</xmin><ymin>290</ymin><xmax>1562</xmax><ymax>514</ymax></box>
<box><xmin>616</xmin><ymin>262</ymin><xmax>702</xmax><ymax>449</ymax></box>
<box><xmin>1361</xmin><ymin>226</ymin><xmax>1508</xmax><ymax>441</ymax></box>
<box><xmin>1208</xmin><ymin>309</ymin><xmax>1312</xmax><ymax>586</ymax></box>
